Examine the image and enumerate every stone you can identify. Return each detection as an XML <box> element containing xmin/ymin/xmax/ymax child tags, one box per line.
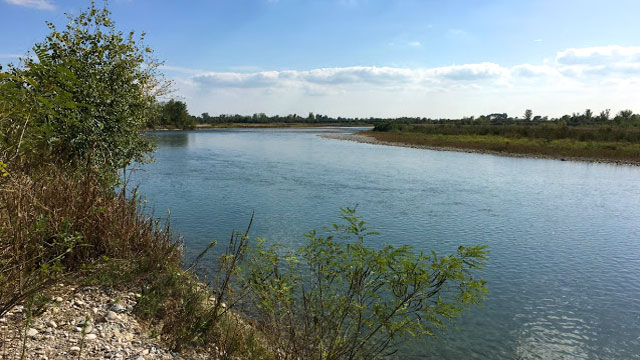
<box><xmin>27</xmin><ymin>328</ymin><xmax>38</xmax><ymax>337</ymax></box>
<box><xmin>111</xmin><ymin>304</ymin><xmax>125</xmax><ymax>313</ymax></box>
<box><xmin>48</xmin><ymin>320</ymin><xmax>57</xmax><ymax>328</ymax></box>
<box><xmin>55</xmin><ymin>297</ymin><xmax>63</xmax><ymax>303</ymax></box>
<box><xmin>69</xmin><ymin>346</ymin><xmax>81</xmax><ymax>354</ymax></box>
<box><xmin>85</xmin><ymin>334</ymin><xmax>97</xmax><ymax>340</ymax></box>
<box><xmin>106</xmin><ymin>311</ymin><xmax>118</xmax><ymax>320</ymax></box>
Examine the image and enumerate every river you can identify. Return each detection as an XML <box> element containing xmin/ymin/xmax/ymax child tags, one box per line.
<box><xmin>130</xmin><ymin>127</ymin><xmax>640</xmax><ymax>359</ymax></box>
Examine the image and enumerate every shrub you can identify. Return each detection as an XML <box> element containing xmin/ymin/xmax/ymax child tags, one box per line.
<box><xmin>247</xmin><ymin>207</ymin><xmax>488</xmax><ymax>359</ymax></box>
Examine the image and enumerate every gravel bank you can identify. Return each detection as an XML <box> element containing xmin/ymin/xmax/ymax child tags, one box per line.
<box><xmin>320</xmin><ymin>133</ymin><xmax>640</xmax><ymax>166</ymax></box>
<box><xmin>0</xmin><ymin>284</ymin><xmax>208</xmax><ymax>360</ymax></box>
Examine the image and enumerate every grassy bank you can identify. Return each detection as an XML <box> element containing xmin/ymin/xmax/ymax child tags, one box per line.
<box><xmin>0</xmin><ymin>167</ymin><xmax>272</xmax><ymax>358</ymax></box>
<box><xmin>367</xmin><ymin>125</ymin><xmax>640</xmax><ymax>164</ymax></box>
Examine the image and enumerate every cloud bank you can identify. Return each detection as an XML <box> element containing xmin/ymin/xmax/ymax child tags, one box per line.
<box><xmin>4</xmin><ymin>0</ymin><xmax>54</xmax><ymax>10</ymax></box>
<box><xmin>165</xmin><ymin>45</ymin><xmax>640</xmax><ymax>117</ymax></box>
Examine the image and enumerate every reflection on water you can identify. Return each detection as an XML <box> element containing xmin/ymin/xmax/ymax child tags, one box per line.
<box><xmin>146</xmin><ymin>131</ymin><xmax>189</xmax><ymax>147</ymax></box>
<box><xmin>130</xmin><ymin>128</ymin><xmax>640</xmax><ymax>360</ymax></box>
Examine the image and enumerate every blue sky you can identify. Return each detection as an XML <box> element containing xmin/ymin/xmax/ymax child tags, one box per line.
<box><xmin>2</xmin><ymin>0</ymin><xmax>640</xmax><ymax>117</ymax></box>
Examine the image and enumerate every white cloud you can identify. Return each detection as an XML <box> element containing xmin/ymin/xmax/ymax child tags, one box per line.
<box><xmin>556</xmin><ymin>45</ymin><xmax>640</xmax><ymax>65</ymax></box>
<box><xmin>408</xmin><ymin>41</ymin><xmax>422</xmax><ymax>47</ymax></box>
<box><xmin>166</xmin><ymin>45</ymin><xmax>640</xmax><ymax>117</ymax></box>
<box><xmin>4</xmin><ymin>0</ymin><xmax>54</xmax><ymax>10</ymax></box>
<box><xmin>426</xmin><ymin>62</ymin><xmax>508</xmax><ymax>81</ymax></box>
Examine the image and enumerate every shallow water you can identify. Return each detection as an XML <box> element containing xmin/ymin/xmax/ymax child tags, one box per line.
<box><xmin>130</xmin><ymin>128</ymin><xmax>640</xmax><ymax>359</ymax></box>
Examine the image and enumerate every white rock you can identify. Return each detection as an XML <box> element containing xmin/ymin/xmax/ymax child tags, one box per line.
<box><xmin>27</xmin><ymin>328</ymin><xmax>38</xmax><ymax>337</ymax></box>
<box><xmin>106</xmin><ymin>311</ymin><xmax>118</xmax><ymax>320</ymax></box>
<box><xmin>69</xmin><ymin>346</ymin><xmax>81</xmax><ymax>354</ymax></box>
<box><xmin>85</xmin><ymin>334</ymin><xmax>97</xmax><ymax>340</ymax></box>
<box><xmin>55</xmin><ymin>297</ymin><xmax>63</xmax><ymax>303</ymax></box>
<box><xmin>48</xmin><ymin>320</ymin><xmax>57</xmax><ymax>328</ymax></box>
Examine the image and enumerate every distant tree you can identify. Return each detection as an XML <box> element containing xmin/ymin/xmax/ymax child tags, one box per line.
<box><xmin>524</xmin><ymin>109</ymin><xmax>533</xmax><ymax>121</ymax></box>
<box><xmin>599</xmin><ymin>109</ymin><xmax>611</xmax><ymax>121</ymax></box>
<box><xmin>617</xmin><ymin>109</ymin><xmax>633</xmax><ymax>121</ymax></box>
<box><xmin>584</xmin><ymin>109</ymin><xmax>593</xmax><ymax>119</ymax></box>
<box><xmin>159</xmin><ymin>99</ymin><xmax>195</xmax><ymax>129</ymax></box>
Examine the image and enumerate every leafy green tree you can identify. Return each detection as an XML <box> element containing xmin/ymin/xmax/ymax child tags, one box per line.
<box><xmin>247</xmin><ymin>208</ymin><xmax>488</xmax><ymax>359</ymax></box>
<box><xmin>0</xmin><ymin>60</ymin><xmax>80</xmax><ymax>170</ymax></box>
<box><xmin>13</xmin><ymin>2</ymin><xmax>170</xmax><ymax>173</ymax></box>
<box><xmin>524</xmin><ymin>109</ymin><xmax>533</xmax><ymax>121</ymax></box>
<box><xmin>155</xmin><ymin>99</ymin><xmax>195</xmax><ymax>129</ymax></box>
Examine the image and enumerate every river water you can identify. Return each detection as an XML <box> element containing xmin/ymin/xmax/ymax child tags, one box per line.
<box><xmin>130</xmin><ymin>128</ymin><xmax>640</xmax><ymax>359</ymax></box>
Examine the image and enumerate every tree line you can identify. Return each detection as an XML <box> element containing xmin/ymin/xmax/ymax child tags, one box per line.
<box><xmin>173</xmin><ymin>107</ymin><xmax>640</xmax><ymax>128</ymax></box>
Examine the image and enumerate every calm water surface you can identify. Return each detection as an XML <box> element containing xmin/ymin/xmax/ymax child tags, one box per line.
<box><xmin>130</xmin><ymin>128</ymin><xmax>640</xmax><ymax>359</ymax></box>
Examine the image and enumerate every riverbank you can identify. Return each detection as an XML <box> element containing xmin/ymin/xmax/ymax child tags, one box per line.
<box><xmin>0</xmin><ymin>282</ymin><xmax>209</xmax><ymax>360</ymax></box>
<box><xmin>322</xmin><ymin>131</ymin><xmax>640</xmax><ymax>166</ymax></box>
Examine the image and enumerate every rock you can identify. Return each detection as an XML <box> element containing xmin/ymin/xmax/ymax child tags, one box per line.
<box><xmin>106</xmin><ymin>311</ymin><xmax>118</xmax><ymax>320</ymax></box>
<box><xmin>27</xmin><ymin>328</ymin><xmax>38</xmax><ymax>337</ymax></box>
<box><xmin>55</xmin><ymin>297</ymin><xmax>63</xmax><ymax>303</ymax></box>
<box><xmin>48</xmin><ymin>320</ymin><xmax>57</xmax><ymax>328</ymax></box>
<box><xmin>85</xmin><ymin>333</ymin><xmax>97</xmax><ymax>340</ymax></box>
<box><xmin>111</xmin><ymin>304</ymin><xmax>125</xmax><ymax>313</ymax></box>
<box><xmin>69</xmin><ymin>346</ymin><xmax>81</xmax><ymax>354</ymax></box>
<box><xmin>136</xmin><ymin>357</ymin><xmax>145</xmax><ymax>360</ymax></box>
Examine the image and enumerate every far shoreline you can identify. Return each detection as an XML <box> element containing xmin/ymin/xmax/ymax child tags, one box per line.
<box><xmin>144</xmin><ymin>123</ymin><xmax>372</xmax><ymax>131</ymax></box>
<box><xmin>321</xmin><ymin>132</ymin><xmax>640</xmax><ymax>166</ymax></box>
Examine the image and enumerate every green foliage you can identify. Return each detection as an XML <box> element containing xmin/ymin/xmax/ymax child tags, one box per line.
<box><xmin>247</xmin><ymin>207</ymin><xmax>488</xmax><ymax>359</ymax></box>
<box><xmin>150</xmin><ymin>99</ymin><xmax>196</xmax><ymax>130</ymax></box>
<box><xmin>8</xmin><ymin>2</ymin><xmax>170</xmax><ymax>173</ymax></box>
<box><xmin>0</xmin><ymin>65</ymin><xmax>79</xmax><ymax>169</ymax></box>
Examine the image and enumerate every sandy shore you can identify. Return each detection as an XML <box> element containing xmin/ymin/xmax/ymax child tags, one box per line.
<box><xmin>320</xmin><ymin>133</ymin><xmax>640</xmax><ymax>166</ymax></box>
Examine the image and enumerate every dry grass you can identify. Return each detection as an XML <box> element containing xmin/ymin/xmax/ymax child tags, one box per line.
<box><xmin>0</xmin><ymin>166</ymin><xmax>273</xmax><ymax>358</ymax></box>
<box><xmin>0</xmin><ymin>167</ymin><xmax>181</xmax><ymax>316</ymax></box>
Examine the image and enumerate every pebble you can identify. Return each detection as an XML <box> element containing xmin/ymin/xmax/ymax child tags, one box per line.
<box><xmin>106</xmin><ymin>311</ymin><xmax>118</xmax><ymax>320</ymax></box>
<box><xmin>0</xmin><ymin>284</ymin><xmax>211</xmax><ymax>360</ymax></box>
